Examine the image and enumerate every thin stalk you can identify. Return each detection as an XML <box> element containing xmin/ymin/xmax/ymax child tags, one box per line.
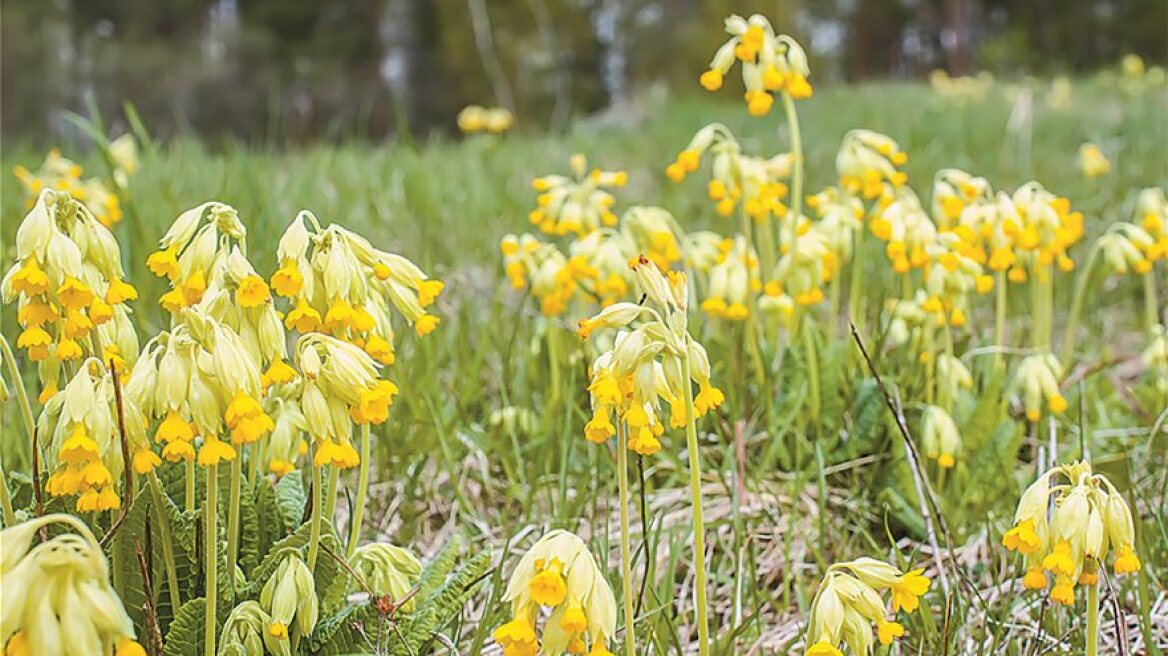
<box><xmin>225</xmin><ymin>450</ymin><xmax>243</xmax><ymax>580</ymax></box>
<box><xmin>681</xmin><ymin>350</ymin><xmax>711</xmax><ymax>656</ymax></box>
<box><xmin>547</xmin><ymin>324</ymin><xmax>563</xmax><ymax>405</ymax></box>
<box><xmin>993</xmin><ymin>272</ymin><xmax>1008</xmax><ymax>373</ymax></box>
<box><xmin>1085</xmin><ymin>582</ymin><xmax>1099</xmax><ymax>656</ymax></box>
<box><xmin>615</xmin><ymin>423</ymin><xmax>636</xmax><ymax>655</ymax></box>
<box><xmin>346</xmin><ymin>423</ymin><xmax>372</xmax><ymax>558</ymax></box>
<box><xmin>781</xmin><ymin>92</ymin><xmax>804</xmax><ymax>266</ymax></box>
<box><xmin>757</xmin><ymin>216</ymin><xmax>777</xmax><ymax>281</ymax></box>
<box><xmin>801</xmin><ymin>318</ymin><xmax>821</xmax><ymax>425</ymax></box>
<box><xmin>924</xmin><ymin>322</ymin><xmax>936</xmax><ymax>405</ymax></box>
<box><xmin>0</xmin><ymin>335</ymin><xmax>38</xmax><ymax>457</ymax></box>
<box><xmin>849</xmin><ymin>231</ymin><xmax>866</xmax><ymax>330</ymax></box>
<box><xmin>0</xmin><ymin>467</ymin><xmax>13</xmax><ymax>526</ymax></box>
<box><xmin>307</xmin><ymin>462</ymin><xmax>323</xmax><ymax>570</ymax></box>
<box><xmin>1143</xmin><ymin>271</ymin><xmax>1160</xmax><ymax>334</ymax></box>
<box><xmin>147</xmin><ymin>471</ymin><xmax>182</xmax><ymax>613</ymax></box>
<box><xmin>324</xmin><ymin>464</ymin><xmax>339</xmax><ymax>521</ymax></box>
<box><xmin>1060</xmin><ymin>242</ymin><xmax>1102</xmax><ymax>366</ymax></box>
<box><xmin>185</xmin><ymin>459</ymin><xmax>196</xmax><ymax>512</ymax></box>
<box><xmin>204</xmin><ymin>463</ymin><xmax>219</xmax><ymax>656</ymax></box>
<box><xmin>828</xmin><ymin>274</ymin><xmax>842</xmax><ymax>336</ymax></box>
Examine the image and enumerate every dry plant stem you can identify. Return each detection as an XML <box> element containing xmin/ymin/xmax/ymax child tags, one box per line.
<box><xmin>346</xmin><ymin>423</ymin><xmax>372</xmax><ymax>558</ymax></box>
<box><xmin>681</xmin><ymin>350</ymin><xmax>711</xmax><ymax>656</ymax></box>
<box><xmin>204</xmin><ymin>462</ymin><xmax>219</xmax><ymax>656</ymax></box>
<box><xmin>850</xmin><ymin>322</ymin><xmax>952</xmax><ymax>595</ymax></box>
<box><xmin>615</xmin><ymin>422</ymin><xmax>636</xmax><ymax>656</ymax></box>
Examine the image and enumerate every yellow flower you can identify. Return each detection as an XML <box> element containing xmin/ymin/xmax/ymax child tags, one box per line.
<box><xmin>890</xmin><ymin>569</ymin><xmax>930</xmax><ymax>613</ymax></box>
<box><xmin>529</xmin><ymin>562</ymin><xmax>568</xmax><ymax>606</ymax></box>
<box><xmin>197</xmin><ymin>437</ymin><xmax>237</xmax><ymax>467</ymax></box>
<box><xmin>146</xmin><ymin>247</ymin><xmax>180</xmax><ymax>279</ymax></box>
<box><xmin>236</xmin><ymin>275</ymin><xmax>271</xmax><ymax>308</ymax></box>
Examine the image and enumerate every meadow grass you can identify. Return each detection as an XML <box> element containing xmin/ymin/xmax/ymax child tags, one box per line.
<box><xmin>2</xmin><ymin>79</ymin><xmax>1166</xmax><ymax>654</ymax></box>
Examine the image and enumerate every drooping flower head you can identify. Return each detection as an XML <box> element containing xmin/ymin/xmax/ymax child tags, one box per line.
<box><xmin>1</xmin><ymin>514</ymin><xmax>148</xmax><ymax>655</ymax></box>
<box><xmin>1002</xmin><ymin>461</ymin><xmax>1142</xmax><ymax>605</ymax></box>
<box><xmin>259</xmin><ymin>555</ymin><xmax>319</xmax><ymax>647</ymax></box>
<box><xmin>350</xmin><ymin>543</ymin><xmax>422</xmax><ymax>611</ymax></box>
<box><xmin>495</xmin><ymin>530</ymin><xmax>617</xmax><ymax>656</ymax></box>
<box><xmin>578</xmin><ymin>257</ymin><xmax>724</xmax><ymax>455</ymax></box>
<box><xmin>529</xmin><ymin>154</ymin><xmax>627</xmax><ymax>237</ymax></box>
<box><xmin>837</xmin><ymin>130</ymin><xmax>910</xmax><ymax>203</ymax></box>
<box><xmin>699</xmin><ymin>14</ymin><xmax>813</xmax><ymax>115</ymax></box>
<box><xmin>2</xmin><ymin>189</ymin><xmax>140</xmax><ymax>398</ymax></box>
<box><xmin>667</xmin><ymin>123</ymin><xmax>792</xmax><ymax>223</ymax></box>
<box><xmin>38</xmin><ymin>358</ymin><xmax>151</xmax><ymax>512</ymax></box>
<box><xmin>803</xmin><ymin>558</ymin><xmax>931</xmax><ymax>656</ymax></box>
<box><xmin>13</xmin><ymin>141</ymin><xmax>136</xmax><ymax>228</ymax></box>
<box><xmin>147</xmin><ymin>201</ymin><xmax>246</xmax><ymax>317</ymax></box>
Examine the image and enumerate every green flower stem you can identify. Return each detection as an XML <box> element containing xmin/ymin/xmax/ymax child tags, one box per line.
<box><xmin>849</xmin><ymin>231</ymin><xmax>867</xmax><ymax>332</ymax></box>
<box><xmin>0</xmin><ymin>335</ymin><xmax>38</xmax><ymax>461</ymax></box>
<box><xmin>757</xmin><ymin>216</ymin><xmax>778</xmax><ymax>282</ymax></box>
<box><xmin>1143</xmin><ymin>271</ymin><xmax>1160</xmax><ymax>334</ymax></box>
<box><xmin>204</xmin><ymin>463</ymin><xmax>219</xmax><ymax>656</ymax></box>
<box><xmin>993</xmin><ymin>272</ymin><xmax>1008</xmax><ymax>373</ymax></box>
<box><xmin>324</xmin><ymin>463</ymin><xmax>339</xmax><ymax>522</ymax></box>
<box><xmin>346</xmin><ymin>423</ymin><xmax>372</xmax><ymax>558</ymax></box>
<box><xmin>226</xmin><ymin>449</ymin><xmax>243</xmax><ymax>579</ymax></box>
<box><xmin>547</xmin><ymin>324</ymin><xmax>563</xmax><ymax>406</ymax></box>
<box><xmin>307</xmin><ymin>461</ymin><xmax>323</xmax><ymax>571</ymax></box>
<box><xmin>681</xmin><ymin>349</ymin><xmax>711</xmax><ymax>656</ymax></box>
<box><xmin>781</xmin><ymin>91</ymin><xmax>804</xmax><ymax>266</ymax></box>
<box><xmin>184</xmin><ymin>459</ymin><xmax>196</xmax><ymax>512</ymax></box>
<box><xmin>0</xmin><ymin>467</ymin><xmax>14</xmax><ymax>526</ymax></box>
<box><xmin>147</xmin><ymin>470</ymin><xmax>182</xmax><ymax>613</ymax></box>
<box><xmin>1086</xmin><ymin>582</ymin><xmax>1100</xmax><ymax>656</ymax></box>
<box><xmin>1061</xmin><ymin>245</ymin><xmax>1102</xmax><ymax>366</ymax></box>
<box><xmin>801</xmin><ymin>317</ymin><xmax>821</xmax><ymax>426</ymax></box>
<box><xmin>615</xmin><ymin>423</ymin><xmax>636</xmax><ymax>656</ymax></box>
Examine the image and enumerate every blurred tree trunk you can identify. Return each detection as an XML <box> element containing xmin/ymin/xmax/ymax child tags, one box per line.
<box><xmin>526</xmin><ymin>0</ymin><xmax>572</xmax><ymax>130</ymax></box>
<box><xmin>944</xmin><ymin>0</ymin><xmax>970</xmax><ymax>75</ymax></box>
<box><xmin>466</xmin><ymin>0</ymin><xmax>516</xmax><ymax>112</ymax></box>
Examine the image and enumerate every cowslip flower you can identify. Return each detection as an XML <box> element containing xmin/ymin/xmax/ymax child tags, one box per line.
<box><xmin>272</xmin><ymin>211</ymin><xmax>442</xmax><ymax>352</ymax></box>
<box><xmin>1009</xmin><ymin>182</ymin><xmax>1083</xmax><ymax>276</ymax></box>
<box><xmin>699</xmin><ymin>236</ymin><xmax>759</xmax><ymax>321</ymax></box>
<box><xmin>295</xmin><ymin>334</ymin><xmax>396</xmax><ymax>468</ymax></box>
<box><xmin>621</xmin><ymin>206</ymin><xmax>685</xmax><ymax>272</ymax></box>
<box><xmin>2</xmin><ymin>189</ymin><xmax>140</xmax><ymax>396</ymax></box>
<box><xmin>1097</xmin><ymin>224</ymin><xmax>1156</xmax><ymax>275</ymax></box>
<box><xmin>803</xmin><ymin>558</ymin><xmax>930</xmax><ymax>656</ymax></box>
<box><xmin>500</xmin><ymin>234</ymin><xmax>598</xmax><ymax>316</ymax></box>
<box><xmin>667</xmin><ymin>123</ymin><xmax>792</xmax><ymax>222</ymax></box>
<box><xmin>1</xmin><ymin>514</ymin><xmax>148</xmax><ymax>656</ymax></box>
<box><xmin>1002</xmin><ymin>461</ymin><xmax>1142</xmax><ymax>604</ymax></box>
<box><xmin>1142</xmin><ymin>326</ymin><xmax>1167</xmax><ymax>394</ymax></box>
<box><xmin>769</xmin><ymin>222</ymin><xmax>837</xmax><ymax>308</ymax></box>
<box><xmin>1077</xmin><ymin>143</ymin><xmax>1111</xmax><ymax>178</ymax></box>
<box><xmin>699</xmin><ymin>14</ymin><xmax>812</xmax><ymax>115</ymax></box>
<box><xmin>837</xmin><ymin>130</ymin><xmax>910</xmax><ymax>202</ymax></box>
<box><xmin>148</xmin><ymin>202</ymin><xmax>247</xmax><ymax>315</ymax></box>
<box><xmin>458</xmin><ymin>105</ymin><xmax>514</xmax><ymax>134</ymax></box>
<box><xmin>1134</xmin><ymin>187</ymin><xmax>1167</xmax><ymax>261</ymax></box>
<box><xmin>931</xmin><ymin>168</ymin><xmax>992</xmax><ymax>229</ymax></box>
<box><xmin>920</xmin><ymin>405</ymin><xmax>961</xmax><ymax>469</ymax></box>
<box><xmin>578</xmin><ymin>257</ymin><xmax>724</xmax><ymax>455</ymax></box>
<box><xmin>494</xmin><ymin>530</ymin><xmax>617</xmax><ymax>656</ymax></box>
<box><xmin>38</xmin><ymin>358</ymin><xmax>152</xmax><ymax>512</ymax></box>
<box><xmin>1007</xmin><ymin>353</ymin><xmax>1067</xmax><ymax>421</ymax></box>
<box><xmin>12</xmin><ymin>144</ymin><xmax>134</xmax><ymax>228</ymax></box>
<box><xmin>260</xmin><ymin>555</ymin><xmax>319</xmax><ymax>646</ymax></box>
<box><xmin>350</xmin><ymin>544</ymin><xmax>422</xmax><ymax>611</ymax></box>
<box><xmin>529</xmin><ymin>154</ymin><xmax>626</xmax><ymax>237</ymax></box>
<box><xmin>869</xmin><ymin>188</ymin><xmax>936</xmax><ymax>274</ymax></box>
<box><xmin>219</xmin><ymin>600</ymin><xmax>273</xmax><ymax>656</ymax></box>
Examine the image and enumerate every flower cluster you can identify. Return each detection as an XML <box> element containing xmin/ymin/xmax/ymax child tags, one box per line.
<box><xmin>39</xmin><ymin>359</ymin><xmax>151</xmax><ymax>512</ymax></box>
<box><xmin>457</xmin><ymin>105</ymin><xmax>515</xmax><ymax>134</ymax></box>
<box><xmin>837</xmin><ymin>130</ymin><xmax>910</xmax><ymax>202</ymax></box>
<box><xmin>12</xmin><ymin>137</ymin><xmax>138</xmax><ymax>228</ymax></box>
<box><xmin>578</xmin><ymin>257</ymin><xmax>724</xmax><ymax>455</ymax></box>
<box><xmin>1</xmin><ymin>514</ymin><xmax>148</xmax><ymax>656</ymax></box>
<box><xmin>803</xmin><ymin>558</ymin><xmax>931</xmax><ymax>656</ymax></box>
<box><xmin>1077</xmin><ymin>143</ymin><xmax>1111</xmax><ymax>178</ymax></box>
<box><xmin>667</xmin><ymin>124</ymin><xmax>792</xmax><ymax>222</ymax></box>
<box><xmin>529</xmin><ymin>154</ymin><xmax>627</xmax><ymax>237</ymax></box>
<box><xmin>494</xmin><ymin>530</ymin><xmax>617</xmax><ymax>656</ymax></box>
<box><xmin>698</xmin><ymin>236</ymin><xmax>759</xmax><ymax>320</ymax></box>
<box><xmin>699</xmin><ymin>14</ymin><xmax>812</xmax><ymax>116</ymax></box>
<box><xmin>2</xmin><ymin>190</ymin><xmax>140</xmax><ymax>399</ymax></box>
<box><xmin>1002</xmin><ymin>461</ymin><xmax>1141</xmax><ymax>605</ymax></box>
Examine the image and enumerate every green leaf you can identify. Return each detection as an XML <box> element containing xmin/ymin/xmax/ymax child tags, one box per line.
<box><xmin>162</xmin><ymin>598</ymin><xmax>206</xmax><ymax>656</ymax></box>
<box><xmin>274</xmin><ymin>471</ymin><xmax>307</xmax><ymax>530</ymax></box>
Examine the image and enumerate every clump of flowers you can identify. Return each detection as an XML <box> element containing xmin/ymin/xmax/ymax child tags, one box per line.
<box><xmin>2</xmin><ymin>189</ymin><xmax>140</xmax><ymax>399</ymax></box>
<box><xmin>1002</xmin><ymin>461</ymin><xmax>1141</xmax><ymax>605</ymax></box>
<box><xmin>1077</xmin><ymin>143</ymin><xmax>1111</xmax><ymax>178</ymax></box>
<box><xmin>494</xmin><ymin>530</ymin><xmax>617</xmax><ymax>656</ymax></box>
<box><xmin>666</xmin><ymin>123</ymin><xmax>792</xmax><ymax>222</ymax></box>
<box><xmin>699</xmin><ymin>236</ymin><xmax>759</xmax><ymax>321</ymax></box>
<box><xmin>837</xmin><ymin>130</ymin><xmax>910</xmax><ymax>203</ymax></box>
<box><xmin>803</xmin><ymin>558</ymin><xmax>931</xmax><ymax>656</ymax></box>
<box><xmin>1</xmin><ymin>514</ymin><xmax>148</xmax><ymax>655</ymax></box>
<box><xmin>457</xmin><ymin>105</ymin><xmax>515</xmax><ymax>134</ymax></box>
<box><xmin>1008</xmin><ymin>352</ymin><xmax>1068</xmax><ymax>421</ymax></box>
<box><xmin>12</xmin><ymin>137</ymin><xmax>137</xmax><ymax>228</ymax></box>
<box><xmin>699</xmin><ymin>14</ymin><xmax>812</xmax><ymax>116</ymax></box>
<box><xmin>529</xmin><ymin>154</ymin><xmax>627</xmax><ymax>237</ymax></box>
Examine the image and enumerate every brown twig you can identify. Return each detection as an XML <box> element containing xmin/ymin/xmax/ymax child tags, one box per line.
<box><xmin>100</xmin><ymin>361</ymin><xmax>134</xmax><ymax>548</ymax></box>
<box><xmin>135</xmin><ymin>535</ymin><xmax>165</xmax><ymax>656</ymax></box>
<box><xmin>849</xmin><ymin>321</ymin><xmax>951</xmax><ymax>594</ymax></box>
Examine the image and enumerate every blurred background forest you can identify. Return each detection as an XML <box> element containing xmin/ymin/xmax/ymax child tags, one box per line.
<box><xmin>2</xmin><ymin>0</ymin><xmax>1166</xmax><ymax>144</ymax></box>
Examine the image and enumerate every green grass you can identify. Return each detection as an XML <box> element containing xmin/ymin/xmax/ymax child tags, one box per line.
<box><xmin>2</xmin><ymin>79</ymin><xmax>1166</xmax><ymax>654</ymax></box>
